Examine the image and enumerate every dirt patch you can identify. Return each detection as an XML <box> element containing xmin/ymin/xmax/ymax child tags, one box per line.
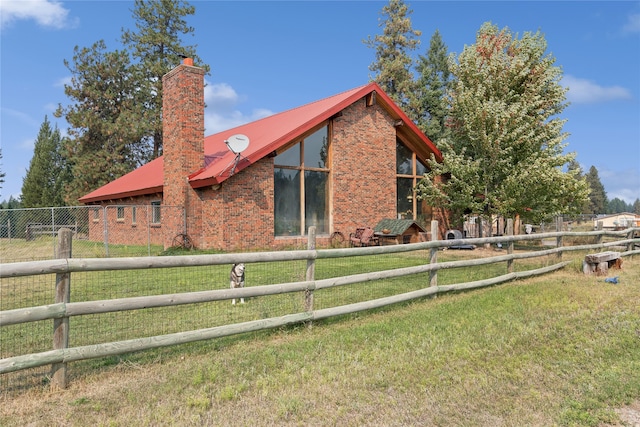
<box><xmin>604</xmin><ymin>401</ymin><xmax>640</xmax><ymax>427</ymax></box>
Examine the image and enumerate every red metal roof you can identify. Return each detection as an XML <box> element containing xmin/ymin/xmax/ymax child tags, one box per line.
<box><xmin>79</xmin><ymin>156</ymin><xmax>164</xmax><ymax>203</ymax></box>
<box><xmin>79</xmin><ymin>82</ymin><xmax>441</xmax><ymax>203</ymax></box>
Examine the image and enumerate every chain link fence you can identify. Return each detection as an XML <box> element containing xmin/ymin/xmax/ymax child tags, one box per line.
<box><xmin>0</xmin><ymin>205</ymin><xmax>185</xmax><ymax>263</ymax></box>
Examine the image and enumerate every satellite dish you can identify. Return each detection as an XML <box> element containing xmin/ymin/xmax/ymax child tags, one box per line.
<box><xmin>225</xmin><ymin>134</ymin><xmax>250</xmax><ymax>154</ymax></box>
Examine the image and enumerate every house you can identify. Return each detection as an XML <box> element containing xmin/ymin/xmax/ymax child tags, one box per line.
<box><xmin>594</xmin><ymin>212</ymin><xmax>640</xmax><ymax>230</ymax></box>
<box><xmin>79</xmin><ymin>58</ymin><xmax>443</xmax><ymax>251</ymax></box>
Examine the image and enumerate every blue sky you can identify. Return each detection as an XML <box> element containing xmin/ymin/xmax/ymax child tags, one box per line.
<box><xmin>1</xmin><ymin>0</ymin><xmax>639</xmax><ymax>205</ymax></box>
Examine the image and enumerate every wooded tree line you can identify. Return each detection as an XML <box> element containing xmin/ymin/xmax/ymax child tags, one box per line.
<box><xmin>5</xmin><ymin>0</ymin><xmax>638</xmax><ymax>220</ymax></box>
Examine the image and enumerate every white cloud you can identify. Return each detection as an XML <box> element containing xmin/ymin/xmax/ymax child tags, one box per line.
<box><xmin>0</xmin><ymin>107</ymin><xmax>40</xmax><ymax>128</ymax></box>
<box><xmin>599</xmin><ymin>167</ymin><xmax>640</xmax><ymax>204</ymax></box>
<box><xmin>562</xmin><ymin>75</ymin><xmax>632</xmax><ymax>104</ymax></box>
<box><xmin>622</xmin><ymin>13</ymin><xmax>640</xmax><ymax>33</ymax></box>
<box><xmin>54</xmin><ymin>76</ymin><xmax>72</xmax><ymax>87</ymax></box>
<box><xmin>203</xmin><ymin>80</ymin><xmax>274</xmax><ymax>134</ymax></box>
<box><xmin>19</xmin><ymin>137</ymin><xmax>35</xmax><ymax>151</ymax></box>
<box><xmin>0</xmin><ymin>0</ymin><xmax>75</xmax><ymax>30</ymax></box>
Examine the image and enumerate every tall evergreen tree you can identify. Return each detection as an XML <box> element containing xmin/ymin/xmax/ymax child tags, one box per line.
<box><xmin>121</xmin><ymin>0</ymin><xmax>208</xmax><ymax>158</ymax></box>
<box><xmin>0</xmin><ymin>196</ymin><xmax>21</xmax><ymax>209</ymax></box>
<box><xmin>364</xmin><ymin>0</ymin><xmax>421</xmax><ymax>113</ymax></box>
<box><xmin>55</xmin><ymin>41</ymin><xmax>150</xmax><ymax>204</ymax></box>
<box><xmin>584</xmin><ymin>165</ymin><xmax>607</xmax><ymax>214</ymax></box>
<box><xmin>633</xmin><ymin>198</ymin><xmax>640</xmax><ymax>214</ymax></box>
<box><xmin>55</xmin><ymin>0</ymin><xmax>206</xmax><ymax>202</ymax></box>
<box><xmin>416</xmin><ymin>23</ymin><xmax>589</xmax><ymax>226</ymax></box>
<box><xmin>607</xmin><ymin>197</ymin><xmax>630</xmax><ymax>214</ymax></box>
<box><xmin>414</xmin><ymin>29</ymin><xmax>452</xmax><ymax>144</ymax></box>
<box><xmin>21</xmin><ymin>116</ymin><xmax>68</xmax><ymax>207</ymax></box>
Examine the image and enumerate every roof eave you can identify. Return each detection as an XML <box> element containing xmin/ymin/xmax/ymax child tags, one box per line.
<box><xmin>78</xmin><ymin>186</ymin><xmax>164</xmax><ymax>204</ymax></box>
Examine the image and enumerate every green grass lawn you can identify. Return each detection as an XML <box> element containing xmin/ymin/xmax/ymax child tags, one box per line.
<box><xmin>1</xmin><ymin>253</ymin><xmax>638</xmax><ymax>426</ymax></box>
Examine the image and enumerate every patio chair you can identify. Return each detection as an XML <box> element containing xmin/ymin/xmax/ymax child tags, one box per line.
<box><xmin>349</xmin><ymin>227</ymin><xmax>365</xmax><ymax>247</ymax></box>
<box><xmin>349</xmin><ymin>227</ymin><xmax>378</xmax><ymax>247</ymax></box>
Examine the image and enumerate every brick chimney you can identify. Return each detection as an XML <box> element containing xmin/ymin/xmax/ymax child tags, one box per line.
<box><xmin>162</xmin><ymin>58</ymin><xmax>205</xmax><ymax>244</ymax></box>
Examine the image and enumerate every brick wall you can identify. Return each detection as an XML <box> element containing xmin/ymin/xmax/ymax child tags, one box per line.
<box><xmin>331</xmin><ymin>98</ymin><xmax>397</xmax><ymax>236</ymax></box>
<box><xmin>193</xmin><ymin>157</ymin><xmax>275</xmax><ymax>251</ymax></box>
<box><xmin>86</xmin><ymin>194</ymin><xmax>183</xmax><ymax>248</ymax></box>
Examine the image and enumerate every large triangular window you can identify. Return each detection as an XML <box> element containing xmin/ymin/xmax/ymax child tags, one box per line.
<box><xmin>274</xmin><ymin>125</ymin><xmax>330</xmax><ymax>236</ymax></box>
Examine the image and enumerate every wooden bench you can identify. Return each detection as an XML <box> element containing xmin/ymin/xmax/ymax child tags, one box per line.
<box><xmin>583</xmin><ymin>251</ymin><xmax>622</xmax><ymax>276</ymax></box>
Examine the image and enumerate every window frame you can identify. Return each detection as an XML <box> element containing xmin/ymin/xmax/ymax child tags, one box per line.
<box><xmin>396</xmin><ymin>139</ymin><xmax>431</xmax><ymax>224</ymax></box>
<box><xmin>116</xmin><ymin>206</ymin><xmax>125</xmax><ymax>222</ymax></box>
<box><xmin>151</xmin><ymin>201</ymin><xmax>161</xmax><ymax>225</ymax></box>
<box><xmin>273</xmin><ymin>123</ymin><xmax>331</xmax><ymax>237</ymax></box>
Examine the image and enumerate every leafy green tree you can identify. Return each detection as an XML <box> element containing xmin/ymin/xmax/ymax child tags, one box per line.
<box><xmin>584</xmin><ymin>165</ymin><xmax>607</xmax><ymax>214</ymax></box>
<box><xmin>566</xmin><ymin>159</ymin><xmax>590</xmax><ymax>213</ymax></box>
<box><xmin>413</xmin><ymin>29</ymin><xmax>452</xmax><ymax>144</ymax></box>
<box><xmin>121</xmin><ymin>0</ymin><xmax>208</xmax><ymax>158</ymax></box>
<box><xmin>56</xmin><ymin>41</ymin><xmax>150</xmax><ymax>204</ymax></box>
<box><xmin>416</xmin><ymin>23</ymin><xmax>589</xmax><ymax>227</ymax></box>
<box><xmin>21</xmin><ymin>116</ymin><xmax>68</xmax><ymax>207</ymax></box>
<box><xmin>365</xmin><ymin>0</ymin><xmax>421</xmax><ymax>113</ymax></box>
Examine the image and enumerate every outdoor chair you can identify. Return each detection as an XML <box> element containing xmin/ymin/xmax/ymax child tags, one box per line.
<box><xmin>349</xmin><ymin>227</ymin><xmax>378</xmax><ymax>247</ymax></box>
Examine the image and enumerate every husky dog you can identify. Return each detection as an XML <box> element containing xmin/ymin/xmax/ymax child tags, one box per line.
<box><xmin>230</xmin><ymin>263</ymin><xmax>246</xmax><ymax>305</ymax></box>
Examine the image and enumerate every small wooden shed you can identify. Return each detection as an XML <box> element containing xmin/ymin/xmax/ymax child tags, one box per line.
<box><xmin>374</xmin><ymin>219</ymin><xmax>427</xmax><ymax>245</ymax></box>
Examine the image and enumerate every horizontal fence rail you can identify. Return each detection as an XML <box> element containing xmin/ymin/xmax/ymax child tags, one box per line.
<box><xmin>1</xmin><ymin>222</ymin><xmax>638</xmax><ymax>391</ymax></box>
<box><xmin>2</xmin><ymin>228</ymin><xmax>638</xmax><ymax>279</ymax></box>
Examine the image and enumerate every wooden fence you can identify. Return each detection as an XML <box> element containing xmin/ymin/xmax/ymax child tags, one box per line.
<box><xmin>1</xmin><ymin>220</ymin><xmax>638</xmax><ymax>389</ymax></box>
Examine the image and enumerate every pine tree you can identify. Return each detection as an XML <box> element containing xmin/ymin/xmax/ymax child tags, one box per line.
<box><xmin>56</xmin><ymin>41</ymin><xmax>150</xmax><ymax>204</ymax></box>
<box><xmin>584</xmin><ymin>166</ymin><xmax>607</xmax><ymax>214</ymax></box>
<box><xmin>607</xmin><ymin>198</ymin><xmax>630</xmax><ymax>214</ymax></box>
<box><xmin>121</xmin><ymin>0</ymin><xmax>209</xmax><ymax>158</ymax></box>
<box><xmin>55</xmin><ymin>0</ymin><xmax>206</xmax><ymax>202</ymax></box>
<box><xmin>21</xmin><ymin>116</ymin><xmax>68</xmax><ymax>207</ymax></box>
<box><xmin>633</xmin><ymin>198</ymin><xmax>640</xmax><ymax>214</ymax></box>
<box><xmin>414</xmin><ymin>29</ymin><xmax>452</xmax><ymax>144</ymax></box>
<box><xmin>416</xmin><ymin>23</ymin><xmax>589</xmax><ymax>226</ymax></box>
<box><xmin>364</xmin><ymin>0</ymin><xmax>421</xmax><ymax>113</ymax></box>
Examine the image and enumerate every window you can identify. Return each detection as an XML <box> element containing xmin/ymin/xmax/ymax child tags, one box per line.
<box><xmin>151</xmin><ymin>201</ymin><xmax>161</xmax><ymax>224</ymax></box>
<box><xmin>131</xmin><ymin>206</ymin><xmax>137</xmax><ymax>225</ymax></box>
<box><xmin>116</xmin><ymin>206</ymin><xmax>125</xmax><ymax>221</ymax></box>
<box><xmin>396</xmin><ymin>140</ymin><xmax>432</xmax><ymax>225</ymax></box>
<box><xmin>274</xmin><ymin>125</ymin><xmax>329</xmax><ymax>236</ymax></box>
<box><xmin>92</xmin><ymin>208</ymin><xmax>100</xmax><ymax>222</ymax></box>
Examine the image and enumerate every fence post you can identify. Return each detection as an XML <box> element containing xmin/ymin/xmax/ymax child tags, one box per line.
<box><xmin>627</xmin><ymin>228</ymin><xmax>635</xmax><ymax>256</ymax></box>
<box><xmin>305</xmin><ymin>226</ymin><xmax>316</xmax><ymax>313</ymax></box>
<box><xmin>430</xmin><ymin>220</ymin><xmax>438</xmax><ymax>287</ymax></box>
<box><xmin>506</xmin><ymin>219</ymin><xmax>514</xmax><ymax>273</ymax></box>
<box><xmin>596</xmin><ymin>221</ymin><xmax>603</xmax><ymax>246</ymax></box>
<box><xmin>51</xmin><ymin>228</ymin><xmax>72</xmax><ymax>389</ymax></box>
<box><xmin>555</xmin><ymin>216</ymin><xmax>563</xmax><ymax>261</ymax></box>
